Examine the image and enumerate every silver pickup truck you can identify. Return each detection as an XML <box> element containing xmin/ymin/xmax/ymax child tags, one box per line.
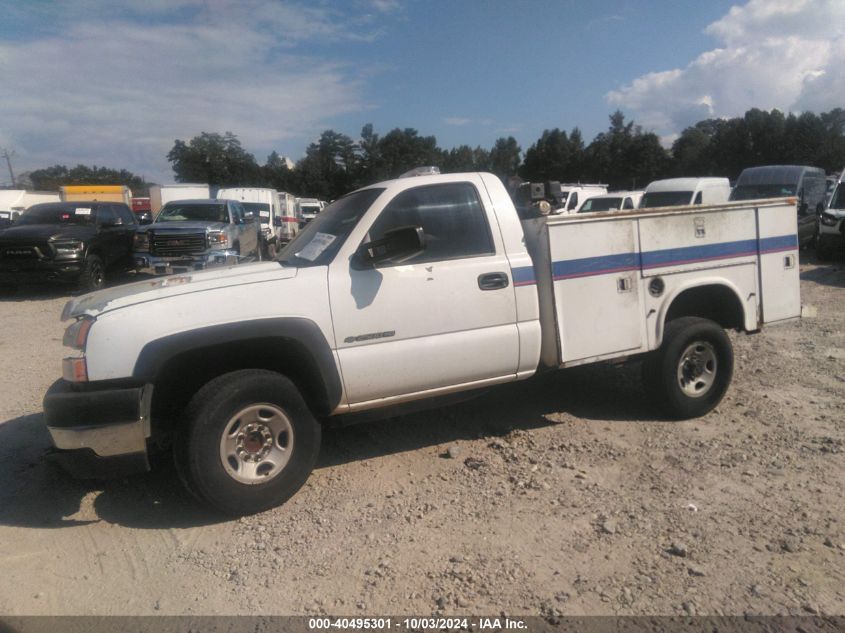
<box><xmin>133</xmin><ymin>198</ymin><xmax>261</xmax><ymax>275</ymax></box>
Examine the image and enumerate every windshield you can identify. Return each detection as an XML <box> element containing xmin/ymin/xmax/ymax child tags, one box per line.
<box><xmin>278</xmin><ymin>188</ymin><xmax>384</xmax><ymax>267</ymax></box>
<box><xmin>17</xmin><ymin>203</ymin><xmax>97</xmax><ymax>225</ymax></box>
<box><xmin>157</xmin><ymin>203</ymin><xmax>228</xmax><ymax>223</ymax></box>
<box><xmin>241</xmin><ymin>202</ymin><xmax>271</xmax><ymax>221</ymax></box>
<box><xmin>579</xmin><ymin>197</ymin><xmax>621</xmax><ymax>213</ymax></box>
<box><xmin>640</xmin><ymin>191</ymin><xmax>693</xmax><ymax>208</ymax></box>
<box><xmin>300</xmin><ymin>203</ymin><xmax>320</xmax><ymax>214</ymax></box>
<box><xmin>731</xmin><ymin>184</ymin><xmax>797</xmax><ymax>201</ymax></box>
<box><xmin>830</xmin><ymin>184</ymin><xmax>845</xmax><ymax>209</ymax></box>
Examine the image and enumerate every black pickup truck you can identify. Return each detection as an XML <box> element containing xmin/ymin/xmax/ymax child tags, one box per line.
<box><xmin>0</xmin><ymin>201</ymin><xmax>137</xmax><ymax>292</ymax></box>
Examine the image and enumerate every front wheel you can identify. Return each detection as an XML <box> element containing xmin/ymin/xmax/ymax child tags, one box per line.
<box><xmin>78</xmin><ymin>254</ymin><xmax>105</xmax><ymax>292</ymax></box>
<box><xmin>643</xmin><ymin>317</ymin><xmax>734</xmax><ymax>420</ymax></box>
<box><xmin>174</xmin><ymin>369</ymin><xmax>321</xmax><ymax>516</ymax></box>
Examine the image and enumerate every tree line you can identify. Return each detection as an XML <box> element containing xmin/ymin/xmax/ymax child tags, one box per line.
<box><xmin>19</xmin><ymin>107</ymin><xmax>845</xmax><ymax>200</ymax></box>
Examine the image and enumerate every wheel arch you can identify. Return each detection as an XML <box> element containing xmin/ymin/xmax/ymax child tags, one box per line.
<box><xmin>655</xmin><ymin>279</ymin><xmax>750</xmax><ymax>347</ymax></box>
<box><xmin>134</xmin><ymin>318</ymin><xmax>343</xmax><ymax>438</ymax></box>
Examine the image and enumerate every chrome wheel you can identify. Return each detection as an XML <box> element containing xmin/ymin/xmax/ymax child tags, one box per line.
<box><xmin>219</xmin><ymin>404</ymin><xmax>294</xmax><ymax>485</ymax></box>
<box><xmin>676</xmin><ymin>341</ymin><xmax>717</xmax><ymax>398</ymax></box>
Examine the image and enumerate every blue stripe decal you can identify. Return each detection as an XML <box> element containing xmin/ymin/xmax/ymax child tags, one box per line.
<box><xmin>552</xmin><ymin>252</ymin><xmax>640</xmax><ymax>280</ymax></box>
<box><xmin>539</xmin><ymin>233</ymin><xmax>797</xmax><ymax>281</ymax></box>
<box><xmin>759</xmin><ymin>234</ymin><xmax>799</xmax><ymax>252</ymax></box>
<box><xmin>512</xmin><ymin>265</ymin><xmax>536</xmax><ymax>286</ymax></box>
<box><xmin>641</xmin><ymin>238</ymin><xmax>758</xmax><ymax>269</ymax></box>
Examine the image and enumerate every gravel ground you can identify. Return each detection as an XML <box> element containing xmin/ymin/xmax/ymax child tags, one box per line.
<box><xmin>0</xmin><ymin>254</ymin><xmax>842</xmax><ymax>617</ymax></box>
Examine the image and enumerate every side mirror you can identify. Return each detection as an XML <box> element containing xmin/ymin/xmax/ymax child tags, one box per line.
<box><xmin>273</xmin><ymin>216</ymin><xmax>282</xmax><ymax>227</ymax></box>
<box><xmin>137</xmin><ymin>212</ymin><xmax>153</xmax><ymax>225</ymax></box>
<box><xmin>360</xmin><ymin>226</ymin><xmax>425</xmax><ymax>266</ymax></box>
<box><xmin>243</xmin><ymin>211</ymin><xmax>257</xmax><ymax>223</ymax></box>
<box><xmin>798</xmin><ymin>202</ymin><xmax>809</xmax><ymax>216</ymax></box>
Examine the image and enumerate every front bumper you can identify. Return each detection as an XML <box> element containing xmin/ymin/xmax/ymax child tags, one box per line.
<box><xmin>43</xmin><ymin>379</ymin><xmax>152</xmax><ymax>479</ymax></box>
<box><xmin>0</xmin><ymin>258</ymin><xmax>83</xmax><ymax>284</ymax></box>
<box><xmin>134</xmin><ymin>250</ymin><xmax>239</xmax><ymax>275</ymax></box>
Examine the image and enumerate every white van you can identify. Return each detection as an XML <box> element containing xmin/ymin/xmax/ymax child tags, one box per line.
<box><xmin>577</xmin><ymin>190</ymin><xmax>644</xmax><ymax>213</ymax></box>
<box><xmin>297</xmin><ymin>197</ymin><xmax>323</xmax><ymax>225</ymax></box>
<box><xmin>217</xmin><ymin>187</ymin><xmax>290</xmax><ymax>258</ymax></box>
<box><xmin>556</xmin><ymin>184</ymin><xmax>608</xmax><ymax>214</ymax></box>
<box><xmin>640</xmin><ymin>177</ymin><xmax>731</xmax><ymax>209</ymax></box>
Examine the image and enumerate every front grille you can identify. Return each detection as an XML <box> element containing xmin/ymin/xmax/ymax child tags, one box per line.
<box><xmin>150</xmin><ymin>233</ymin><xmax>206</xmax><ymax>256</ymax></box>
<box><xmin>0</xmin><ymin>242</ymin><xmax>53</xmax><ymax>260</ymax></box>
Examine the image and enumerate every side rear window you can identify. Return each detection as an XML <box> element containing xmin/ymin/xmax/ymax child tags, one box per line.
<box><xmin>693</xmin><ymin>191</ymin><xmax>703</xmax><ymax>204</ymax></box>
<box><xmin>623</xmin><ymin>197</ymin><xmax>634</xmax><ymax>209</ymax></box>
<box><xmin>367</xmin><ymin>182</ymin><xmax>494</xmax><ymax>264</ymax></box>
<box><xmin>96</xmin><ymin>205</ymin><xmax>116</xmax><ymax>225</ymax></box>
<box><xmin>115</xmin><ymin>204</ymin><xmax>136</xmax><ymax>225</ymax></box>
<box><xmin>567</xmin><ymin>192</ymin><xmax>579</xmax><ymax>210</ymax></box>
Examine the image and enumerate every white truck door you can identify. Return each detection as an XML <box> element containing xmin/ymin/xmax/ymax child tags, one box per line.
<box><xmin>329</xmin><ymin>178</ymin><xmax>520</xmax><ymax>405</ymax></box>
<box><xmin>548</xmin><ymin>216</ymin><xmax>645</xmax><ymax>363</ymax></box>
<box><xmin>757</xmin><ymin>202</ymin><xmax>801</xmax><ymax>323</ymax></box>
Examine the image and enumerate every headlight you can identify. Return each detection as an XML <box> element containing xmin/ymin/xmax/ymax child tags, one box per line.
<box><xmin>133</xmin><ymin>232</ymin><xmax>150</xmax><ymax>251</ymax></box>
<box><xmin>820</xmin><ymin>212</ymin><xmax>838</xmax><ymax>226</ymax></box>
<box><xmin>63</xmin><ymin>316</ymin><xmax>94</xmax><ymax>350</ymax></box>
<box><xmin>207</xmin><ymin>231</ymin><xmax>229</xmax><ymax>248</ymax></box>
<box><xmin>53</xmin><ymin>240</ymin><xmax>84</xmax><ymax>256</ymax></box>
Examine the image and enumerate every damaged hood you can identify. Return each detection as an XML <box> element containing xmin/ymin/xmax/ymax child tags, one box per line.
<box><xmin>62</xmin><ymin>262</ymin><xmax>298</xmax><ymax>320</ymax></box>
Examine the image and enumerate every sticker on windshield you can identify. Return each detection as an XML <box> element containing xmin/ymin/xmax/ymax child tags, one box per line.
<box><xmin>0</xmin><ymin>212</ymin><xmax>9</xmax><ymax>218</ymax></box>
<box><xmin>75</xmin><ymin>208</ymin><xmax>92</xmax><ymax>215</ymax></box>
<box><xmin>259</xmin><ymin>210</ymin><xmax>270</xmax><ymax>218</ymax></box>
<box><xmin>296</xmin><ymin>232</ymin><xmax>336</xmax><ymax>262</ymax></box>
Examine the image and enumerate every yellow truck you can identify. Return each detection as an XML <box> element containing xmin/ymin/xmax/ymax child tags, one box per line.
<box><xmin>60</xmin><ymin>185</ymin><xmax>132</xmax><ymax>205</ymax></box>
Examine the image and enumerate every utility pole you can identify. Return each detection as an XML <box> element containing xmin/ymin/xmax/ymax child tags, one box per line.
<box><xmin>1</xmin><ymin>148</ymin><xmax>15</xmax><ymax>187</ymax></box>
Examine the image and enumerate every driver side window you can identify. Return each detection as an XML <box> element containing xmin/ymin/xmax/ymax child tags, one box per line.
<box><xmin>367</xmin><ymin>182</ymin><xmax>494</xmax><ymax>265</ymax></box>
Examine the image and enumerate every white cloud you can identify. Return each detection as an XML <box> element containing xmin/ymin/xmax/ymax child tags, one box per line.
<box><xmin>0</xmin><ymin>2</ymin><xmax>395</xmax><ymax>183</ymax></box>
<box><xmin>444</xmin><ymin>117</ymin><xmax>471</xmax><ymax>126</ymax></box>
<box><xmin>606</xmin><ymin>0</ymin><xmax>845</xmax><ymax>137</ymax></box>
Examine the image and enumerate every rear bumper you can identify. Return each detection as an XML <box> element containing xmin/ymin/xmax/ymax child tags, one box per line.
<box><xmin>43</xmin><ymin>379</ymin><xmax>152</xmax><ymax>479</ymax></box>
<box><xmin>134</xmin><ymin>250</ymin><xmax>239</xmax><ymax>275</ymax></box>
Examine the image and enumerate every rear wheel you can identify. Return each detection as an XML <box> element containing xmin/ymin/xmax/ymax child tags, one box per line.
<box><xmin>78</xmin><ymin>254</ymin><xmax>105</xmax><ymax>292</ymax></box>
<box><xmin>815</xmin><ymin>231</ymin><xmax>834</xmax><ymax>261</ymax></box>
<box><xmin>174</xmin><ymin>369</ymin><xmax>321</xmax><ymax>516</ymax></box>
<box><xmin>644</xmin><ymin>317</ymin><xmax>733</xmax><ymax>420</ymax></box>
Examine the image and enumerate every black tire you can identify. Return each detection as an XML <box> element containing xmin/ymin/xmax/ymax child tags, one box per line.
<box><xmin>815</xmin><ymin>233</ymin><xmax>833</xmax><ymax>261</ymax></box>
<box><xmin>78</xmin><ymin>254</ymin><xmax>105</xmax><ymax>292</ymax></box>
<box><xmin>643</xmin><ymin>317</ymin><xmax>733</xmax><ymax>420</ymax></box>
<box><xmin>174</xmin><ymin>369</ymin><xmax>321</xmax><ymax>516</ymax></box>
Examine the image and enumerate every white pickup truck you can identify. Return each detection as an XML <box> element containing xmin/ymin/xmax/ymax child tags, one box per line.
<box><xmin>43</xmin><ymin>171</ymin><xmax>801</xmax><ymax>515</ymax></box>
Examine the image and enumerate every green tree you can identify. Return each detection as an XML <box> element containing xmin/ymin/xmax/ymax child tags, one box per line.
<box><xmin>167</xmin><ymin>132</ymin><xmax>261</xmax><ymax>186</ymax></box>
<box><xmin>488</xmin><ymin>136</ymin><xmax>522</xmax><ymax>182</ymax></box>
<box><xmin>28</xmin><ymin>164</ymin><xmax>150</xmax><ymax>195</ymax></box>
<box><xmin>377</xmin><ymin>128</ymin><xmax>441</xmax><ymax>179</ymax></box>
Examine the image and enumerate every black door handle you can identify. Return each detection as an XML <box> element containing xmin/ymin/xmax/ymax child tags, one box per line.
<box><xmin>478</xmin><ymin>272</ymin><xmax>509</xmax><ymax>290</ymax></box>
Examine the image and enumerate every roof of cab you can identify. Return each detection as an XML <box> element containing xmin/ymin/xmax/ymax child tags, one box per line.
<box><xmin>735</xmin><ymin>165</ymin><xmax>825</xmax><ymax>185</ymax></box>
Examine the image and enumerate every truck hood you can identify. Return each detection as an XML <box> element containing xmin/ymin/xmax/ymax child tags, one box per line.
<box><xmin>62</xmin><ymin>262</ymin><xmax>298</xmax><ymax>320</ymax></box>
<box><xmin>0</xmin><ymin>224</ymin><xmax>96</xmax><ymax>242</ymax></box>
<box><xmin>138</xmin><ymin>221</ymin><xmax>227</xmax><ymax>233</ymax></box>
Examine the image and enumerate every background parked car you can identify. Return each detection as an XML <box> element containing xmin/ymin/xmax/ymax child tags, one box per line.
<box><xmin>577</xmin><ymin>190</ymin><xmax>644</xmax><ymax>213</ymax></box>
<box><xmin>0</xmin><ymin>201</ymin><xmax>137</xmax><ymax>291</ymax></box>
<box><xmin>816</xmin><ymin>167</ymin><xmax>845</xmax><ymax>260</ymax></box>
<box><xmin>133</xmin><ymin>198</ymin><xmax>260</xmax><ymax>275</ymax></box>
<box><xmin>729</xmin><ymin>165</ymin><xmax>827</xmax><ymax>246</ymax></box>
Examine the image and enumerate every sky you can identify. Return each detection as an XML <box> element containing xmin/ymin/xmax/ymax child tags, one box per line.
<box><xmin>1</xmin><ymin>0</ymin><xmax>843</xmax><ymax>186</ymax></box>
